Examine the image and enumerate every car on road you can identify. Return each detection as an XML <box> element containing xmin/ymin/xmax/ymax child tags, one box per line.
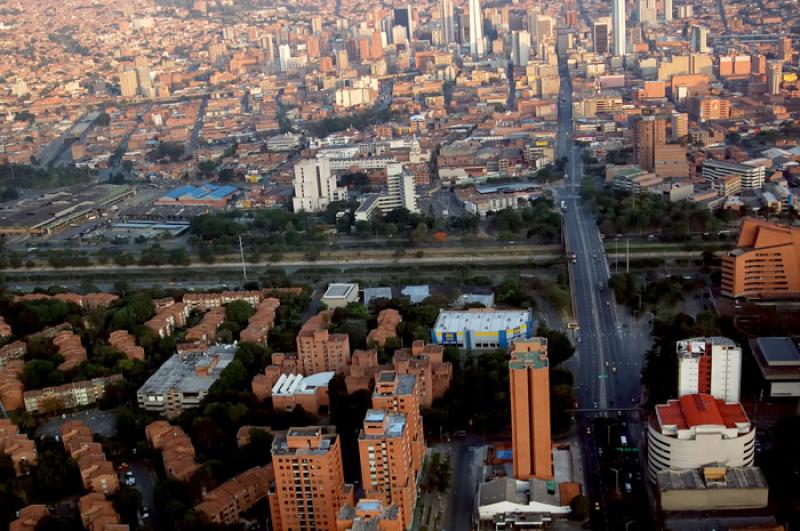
<box><xmin>124</xmin><ymin>471</ymin><xmax>136</xmax><ymax>486</ymax></box>
<box><xmin>141</xmin><ymin>507</ymin><xmax>150</xmax><ymax>519</ymax></box>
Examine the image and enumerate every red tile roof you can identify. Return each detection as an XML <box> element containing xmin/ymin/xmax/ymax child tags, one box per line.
<box><xmin>656</xmin><ymin>394</ymin><xmax>750</xmax><ymax>430</ymax></box>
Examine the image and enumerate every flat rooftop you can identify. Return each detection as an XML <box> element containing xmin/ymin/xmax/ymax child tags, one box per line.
<box><xmin>137</xmin><ymin>344</ymin><xmax>236</xmax><ymax>397</ymax></box>
<box><xmin>750</xmin><ymin>337</ymin><xmax>800</xmax><ymax>382</ymax></box>
<box><xmin>434</xmin><ymin>309</ymin><xmax>531</xmax><ymax>333</ymax></box>
<box><xmin>323</xmin><ymin>283</ymin><xmax>358</xmax><ymax>299</ymax></box>
<box><xmin>658</xmin><ymin>466</ymin><xmax>768</xmax><ymax>492</ymax></box>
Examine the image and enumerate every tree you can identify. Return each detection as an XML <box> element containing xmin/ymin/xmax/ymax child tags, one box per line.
<box><xmin>225</xmin><ymin>300</ymin><xmax>254</xmax><ymax>326</ymax></box>
<box><xmin>536</xmin><ymin>324</ymin><xmax>575</xmax><ymax>366</ymax></box>
<box><xmin>111</xmin><ymin>486</ymin><xmax>143</xmax><ymax>526</ymax></box>
<box><xmin>30</xmin><ymin>449</ymin><xmax>82</xmax><ymax>502</ymax></box>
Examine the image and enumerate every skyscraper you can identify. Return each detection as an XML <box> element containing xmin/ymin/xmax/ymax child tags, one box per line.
<box><xmin>440</xmin><ymin>0</ymin><xmax>455</xmax><ymax>45</ymax></box>
<box><xmin>278</xmin><ymin>44</ymin><xmax>291</xmax><ymax>71</ymax></box>
<box><xmin>634</xmin><ymin>116</ymin><xmax>667</xmax><ymax>172</ymax></box>
<box><xmin>593</xmin><ymin>19</ymin><xmax>611</xmax><ymax>54</ymax></box>
<box><xmin>511</xmin><ymin>30</ymin><xmax>531</xmax><ymax>67</ymax></box>
<box><xmin>768</xmin><ymin>60</ymin><xmax>783</xmax><ymax>95</ymax></box>
<box><xmin>663</xmin><ymin>0</ymin><xmax>673</xmax><ymax>21</ymax></box>
<box><xmin>612</xmin><ymin>0</ymin><xmax>626</xmax><ymax>56</ymax></box>
<box><xmin>393</xmin><ymin>6</ymin><xmax>414</xmax><ymax>42</ymax></box>
<box><xmin>509</xmin><ymin>338</ymin><xmax>553</xmax><ymax>481</ymax></box>
<box><xmin>677</xmin><ymin>337</ymin><xmax>742</xmax><ymax>404</ymax></box>
<box><xmin>637</xmin><ymin>0</ymin><xmax>657</xmax><ymax>25</ymax></box>
<box><xmin>358</xmin><ymin>409</ymin><xmax>417</xmax><ymax>528</ymax></box>
<box><xmin>468</xmin><ymin>0</ymin><xmax>485</xmax><ymax>56</ymax></box>
<box><xmin>690</xmin><ymin>25</ymin><xmax>709</xmax><ymax>53</ymax></box>
<box><xmin>268</xmin><ymin>426</ymin><xmax>352</xmax><ymax>531</ymax></box>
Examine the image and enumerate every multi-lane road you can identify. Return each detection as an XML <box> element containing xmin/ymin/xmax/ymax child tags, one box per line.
<box><xmin>556</xmin><ymin>51</ymin><xmax>649</xmax><ymax>528</ymax></box>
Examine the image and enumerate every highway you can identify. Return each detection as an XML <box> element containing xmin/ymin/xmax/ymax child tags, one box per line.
<box><xmin>556</xmin><ymin>50</ymin><xmax>648</xmax><ymax>529</ymax></box>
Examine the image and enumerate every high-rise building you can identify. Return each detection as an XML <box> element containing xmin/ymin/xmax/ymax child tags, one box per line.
<box><xmin>509</xmin><ymin>338</ymin><xmax>553</xmax><ymax>481</ymax></box>
<box><xmin>781</xmin><ymin>36</ymin><xmax>792</xmax><ymax>63</ymax></box>
<box><xmin>689</xmin><ymin>25</ymin><xmax>709</xmax><ymax>53</ymax></box>
<box><xmin>593</xmin><ymin>19</ymin><xmax>611</xmax><ymax>54</ymax></box>
<box><xmin>634</xmin><ymin>116</ymin><xmax>667</xmax><ymax>172</ymax></box>
<box><xmin>511</xmin><ymin>31</ymin><xmax>531</xmax><ymax>67</ymax></box>
<box><xmin>311</xmin><ymin>15</ymin><xmax>323</xmax><ymax>34</ymax></box>
<box><xmin>393</xmin><ymin>6</ymin><xmax>414</xmax><ymax>42</ymax></box>
<box><xmin>336</xmin><ymin>49</ymin><xmax>349</xmax><ymax>71</ymax></box>
<box><xmin>468</xmin><ymin>0</ymin><xmax>485</xmax><ymax>56</ymax></box>
<box><xmin>292</xmin><ymin>158</ymin><xmax>347</xmax><ymax>212</ymax></box>
<box><xmin>671</xmin><ymin>112</ymin><xmax>688</xmax><ymax>140</ymax></box>
<box><xmin>677</xmin><ymin>337</ymin><xmax>742</xmax><ymax>404</ymax></box>
<box><xmin>612</xmin><ymin>0</ymin><xmax>626</xmax><ymax>56</ymax></box>
<box><xmin>528</xmin><ymin>14</ymin><xmax>554</xmax><ymax>47</ymax></box>
<box><xmin>268</xmin><ymin>426</ymin><xmax>352</xmax><ymax>531</ymax></box>
<box><xmin>647</xmin><ymin>395</ymin><xmax>754</xmax><ymax>482</ymax></box>
<box><xmin>768</xmin><ymin>60</ymin><xmax>783</xmax><ymax>95</ymax></box>
<box><xmin>440</xmin><ymin>0</ymin><xmax>455</xmax><ymax>45</ymax></box>
<box><xmin>663</xmin><ymin>0</ymin><xmax>673</xmax><ymax>21</ymax></box>
<box><xmin>372</xmin><ymin>370</ymin><xmax>425</xmax><ymax>477</ymax></box>
<box><xmin>278</xmin><ymin>44</ymin><xmax>292</xmax><ymax>71</ymax></box>
<box><xmin>721</xmin><ymin>219</ymin><xmax>800</xmax><ymax>299</ymax></box>
<box><xmin>454</xmin><ymin>7</ymin><xmax>466</xmax><ymax>44</ymax></box>
<box><xmin>358</xmin><ymin>409</ymin><xmax>417</xmax><ymax>528</ymax></box>
<box><xmin>296</xmin><ymin>310</ymin><xmax>351</xmax><ymax>373</ymax></box>
<box><xmin>702</xmin><ymin>159</ymin><xmax>765</xmax><ymax>191</ymax></box>
<box><xmin>120</xmin><ymin>69</ymin><xmax>138</xmax><ymax>98</ymax></box>
<box><xmin>637</xmin><ymin>0</ymin><xmax>657</xmax><ymax>24</ymax></box>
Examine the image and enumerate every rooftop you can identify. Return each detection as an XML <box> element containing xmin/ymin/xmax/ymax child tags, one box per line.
<box><xmin>137</xmin><ymin>344</ymin><xmax>235</xmax><ymax>397</ymax></box>
<box><xmin>161</xmin><ymin>183</ymin><xmax>237</xmax><ymax>201</ymax></box>
<box><xmin>754</xmin><ymin>337</ymin><xmax>800</xmax><ymax>366</ymax></box>
<box><xmin>657</xmin><ymin>466</ymin><xmax>768</xmax><ymax>492</ymax></box>
<box><xmin>434</xmin><ymin>309</ymin><xmax>531</xmax><ymax>333</ymax></box>
<box><xmin>323</xmin><ymin>283</ymin><xmax>358</xmax><ymax>299</ymax></box>
<box><xmin>655</xmin><ymin>394</ymin><xmax>751</xmax><ymax>436</ymax></box>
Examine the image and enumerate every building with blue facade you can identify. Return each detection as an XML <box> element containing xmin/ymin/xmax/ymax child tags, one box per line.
<box><xmin>432</xmin><ymin>309</ymin><xmax>534</xmax><ymax>349</ymax></box>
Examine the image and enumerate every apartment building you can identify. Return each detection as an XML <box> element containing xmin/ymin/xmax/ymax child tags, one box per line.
<box><xmin>647</xmin><ymin>394</ymin><xmax>755</xmax><ymax>483</ymax></box>
<box><xmin>23</xmin><ymin>374</ymin><xmax>123</xmax><ymax>414</ymax></box>
<box><xmin>270</xmin><ymin>372</ymin><xmax>335</xmax><ymax>414</ymax></box>
<box><xmin>195</xmin><ymin>465</ymin><xmax>274</xmax><ymax>524</ymax></box>
<box><xmin>721</xmin><ymin>219</ymin><xmax>800</xmax><ymax>299</ymax></box>
<box><xmin>336</xmin><ymin>499</ymin><xmax>403</xmax><ymax>530</ymax></box>
<box><xmin>137</xmin><ymin>344</ymin><xmax>236</xmax><ymax>417</ymax></box>
<box><xmin>268</xmin><ymin>426</ymin><xmax>354</xmax><ymax>531</ymax></box>
<box><xmin>358</xmin><ymin>410</ymin><xmax>417</xmax><ymax>528</ymax></box>
<box><xmin>345</xmin><ymin>349</ymin><xmax>381</xmax><ymax>393</ymax></box>
<box><xmin>292</xmin><ymin>157</ymin><xmax>347</xmax><ymax>212</ymax></box>
<box><xmin>0</xmin><ymin>418</ymin><xmax>37</xmax><ymax>475</ymax></box>
<box><xmin>702</xmin><ymin>159</ymin><xmax>765</xmax><ymax>191</ymax></box>
<box><xmin>79</xmin><ymin>492</ymin><xmax>128</xmax><ymax>531</ymax></box>
<box><xmin>296</xmin><ymin>311</ymin><xmax>351</xmax><ymax>374</ymax></box>
<box><xmin>61</xmin><ymin>421</ymin><xmax>119</xmax><ymax>494</ymax></box>
<box><xmin>9</xmin><ymin>505</ymin><xmax>47</xmax><ymax>531</ymax></box>
<box><xmin>372</xmin><ymin>370</ymin><xmax>425</xmax><ymax>478</ymax></box>
<box><xmin>509</xmin><ymin>338</ymin><xmax>553</xmax><ymax>481</ymax></box>
<box><xmin>392</xmin><ymin>340</ymin><xmax>453</xmax><ymax>408</ymax></box>
<box><xmin>677</xmin><ymin>337</ymin><xmax>742</xmax><ymax>403</ymax></box>
<box><xmin>145</xmin><ymin>421</ymin><xmax>200</xmax><ymax>481</ymax></box>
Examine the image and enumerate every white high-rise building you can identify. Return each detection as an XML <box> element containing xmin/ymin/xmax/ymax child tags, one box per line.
<box><xmin>440</xmin><ymin>0</ymin><xmax>455</xmax><ymax>45</ymax></box>
<box><xmin>663</xmin><ymin>0</ymin><xmax>673</xmax><ymax>21</ymax></box>
<box><xmin>468</xmin><ymin>0</ymin><xmax>485</xmax><ymax>56</ymax></box>
<box><xmin>612</xmin><ymin>0</ymin><xmax>626</xmax><ymax>56</ymax></box>
<box><xmin>278</xmin><ymin>44</ymin><xmax>291</xmax><ymax>71</ymax></box>
<box><xmin>292</xmin><ymin>157</ymin><xmax>348</xmax><ymax>212</ymax></box>
<box><xmin>677</xmin><ymin>337</ymin><xmax>742</xmax><ymax>404</ymax></box>
<box><xmin>511</xmin><ymin>31</ymin><xmax>531</xmax><ymax>66</ymax></box>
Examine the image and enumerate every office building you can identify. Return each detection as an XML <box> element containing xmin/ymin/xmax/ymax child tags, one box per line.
<box><xmin>593</xmin><ymin>19</ymin><xmax>611</xmax><ymax>55</ymax></box>
<box><xmin>268</xmin><ymin>426</ymin><xmax>353</xmax><ymax>531</ymax></box>
<box><xmin>137</xmin><ymin>345</ymin><xmax>236</xmax><ymax>418</ymax></box>
<box><xmin>296</xmin><ymin>310</ymin><xmax>351</xmax><ymax>374</ymax></box>
<box><xmin>468</xmin><ymin>0</ymin><xmax>485</xmax><ymax>56</ymax></box>
<box><xmin>432</xmin><ymin>308</ymin><xmax>533</xmax><ymax>349</ymax></box>
<box><xmin>510</xmin><ymin>338</ymin><xmax>553</xmax><ymax>481</ymax></box>
<box><xmin>358</xmin><ymin>410</ymin><xmax>417</xmax><ymax>527</ymax></box>
<box><xmin>702</xmin><ymin>159</ymin><xmax>765</xmax><ymax>191</ymax></box>
<box><xmin>663</xmin><ymin>0</ymin><xmax>673</xmax><ymax>21</ymax></box>
<box><xmin>528</xmin><ymin>14</ymin><xmax>554</xmax><ymax>46</ymax></box>
<box><xmin>440</xmin><ymin>0</ymin><xmax>455</xmax><ymax>45</ymax></box>
<box><xmin>721</xmin><ymin>219</ymin><xmax>800</xmax><ymax>299</ymax></box>
<box><xmin>613</xmin><ymin>0</ymin><xmax>626</xmax><ymax>56</ymax></box>
<box><xmin>634</xmin><ymin>116</ymin><xmax>667</xmax><ymax>172</ymax></box>
<box><xmin>292</xmin><ymin>157</ymin><xmax>347</xmax><ymax>212</ymax></box>
<box><xmin>120</xmin><ymin>69</ymin><xmax>138</xmax><ymax>98</ymax></box>
<box><xmin>750</xmin><ymin>337</ymin><xmax>800</xmax><ymax>397</ymax></box>
<box><xmin>372</xmin><ymin>370</ymin><xmax>425</xmax><ymax>476</ymax></box>
<box><xmin>354</xmin><ymin>165</ymin><xmax>418</xmax><ymax>221</ymax></box>
<box><xmin>393</xmin><ymin>6</ymin><xmax>413</xmax><ymax>41</ymax></box>
<box><xmin>768</xmin><ymin>60</ymin><xmax>783</xmax><ymax>95</ymax></box>
<box><xmin>677</xmin><ymin>337</ymin><xmax>742</xmax><ymax>404</ymax></box>
<box><xmin>637</xmin><ymin>0</ymin><xmax>657</xmax><ymax>25</ymax></box>
<box><xmin>647</xmin><ymin>394</ymin><xmax>755</xmax><ymax>482</ymax></box>
<box><xmin>657</xmin><ymin>466</ymin><xmax>768</xmax><ymax>512</ymax></box>
<box><xmin>511</xmin><ymin>31</ymin><xmax>531</xmax><ymax>66</ymax></box>
<box><xmin>690</xmin><ymin>25</ymin><xmax>709</xmax><ymax>53</ymax></box>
